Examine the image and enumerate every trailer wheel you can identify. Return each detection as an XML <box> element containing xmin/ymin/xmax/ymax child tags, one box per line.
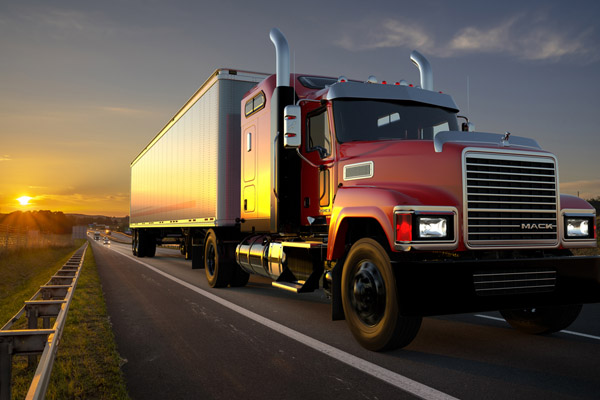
<box><xmin>144</xmin><ymin>237</ymin><xmax>156</xmax><ymax>258</ymax></box>
<box><xmin>500</xmin><ymin>304</ymin><xmax>582</xmax><ymax>335</ymax></box>
<box><xmin>132</xmin><ymin>230</ymin><xmax>138</xmax><ymax>256</ymax></box>
<box><xmin>133</xmin><ymin>230</ymin><xmax>145</xmax><ymax>257</ymax></box>
<box><xmin>342</xmin><ymin>238</ymin><xmax>421</xmax><ymax>351</ymax></box>
<box><xmin>204</xmin><ymin>230</ymin><xmax>233</xmax><ymax>288</ymax></box>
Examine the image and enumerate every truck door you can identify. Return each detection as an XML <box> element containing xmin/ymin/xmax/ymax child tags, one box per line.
<box><xmin>301</xmin><ymin>106</ymin><xmax>333</xmax><ymax>224</ymax></box>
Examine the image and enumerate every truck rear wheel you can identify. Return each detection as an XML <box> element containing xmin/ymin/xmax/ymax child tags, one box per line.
<box><xmin>204</xmin><ymin>230</ymin><xmax>234</xmax><ymax>288</ymax></box>
<box><xmin>341</xmin><ymin>238</ymin><xmax>422</xmax><ymax>351</ymax></box>
<box><xmin>133</xmin><ymin>230</ymin><xmax>144</xmax><ymax>257</ymax></box>
<box><xmin>500</xmin><ymin>304</ymin><xmax>582</xmax><ymax>334</ymax></box>
<box><xmin>132</xmin><ymin>231</ymin><xmax>138</xmax><ymax>256</ymax></box>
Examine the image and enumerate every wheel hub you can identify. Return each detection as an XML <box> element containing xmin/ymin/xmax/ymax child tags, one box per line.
<box><xmin>206</xmin><ymin>244</ymin><xmax>216</xmax><ymax>275</ymax></box>
<box><xmin>351</xmin><ymin>261</ymin><xmax>386</xmax><ymax>326</ymax></box>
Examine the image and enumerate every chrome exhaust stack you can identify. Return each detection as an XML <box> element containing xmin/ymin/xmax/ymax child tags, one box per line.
<box><xmin>269</xmin><ymin>28</ymin><xmax>290</xmax><ymax>88</ymax></box>
<box><xmin>410</xmin><ymin>50</ymin><xmax>433</xmax><ymax>91</ymax></box>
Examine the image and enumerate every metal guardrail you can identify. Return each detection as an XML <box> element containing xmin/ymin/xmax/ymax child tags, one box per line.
<box><xmin>0</xmin><ymin>243</ymin><xmax>88</xmax><ymax>400</ymax></box>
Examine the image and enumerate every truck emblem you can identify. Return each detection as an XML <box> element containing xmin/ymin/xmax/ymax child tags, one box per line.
<box><xmin>521</xmin><ymin>223</ymin><xmax>553</xmax><ymax>230</ymax></box>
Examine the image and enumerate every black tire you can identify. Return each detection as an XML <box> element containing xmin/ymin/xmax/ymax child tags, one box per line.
<box><xmin>132</xmin><ymin>230</ymin><xmax>138</xmax><ymax>256</ymax></box>
<box><xmin>134</xmin><ymin>230</ymin><xmax>145</xmax><ymax>257</ymax></box>
<box><xmin>145</xmin><ymin>238</ymin><xmax>156</xmax><ymax>257</ymax></box>
<box><xmin>204</xmin><ymin>230</ymin><xmax>234</xmax><ymax>288</ymax></box>
<box><xmin>500</xmin><ymin>304</ymin><xmax>582</xmax><ymax>334</ymax></box>
<box><xmin>230</xmin><ymin>265</ymin><xmax>250</xmax><ymax>287</ymax></box>
<box><xmin>192</xmin><ymin>243</ymin><xmax>204</xmax><ymax>269</ymax></box>
<box><xmin>341</xmin><ymin>238</ymin><xmax>422</xmax><ymax>351</ymax></box>
<box><xmin>181</xmin><ymin>234</ymin><xmax>192</xmax><ymax>260</ymax></box>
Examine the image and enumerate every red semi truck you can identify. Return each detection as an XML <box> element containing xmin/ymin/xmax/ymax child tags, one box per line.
<box><xmin>130</xmin><ymin>28</ymin><xmax>600</xmax><ymax>351</ymax></box>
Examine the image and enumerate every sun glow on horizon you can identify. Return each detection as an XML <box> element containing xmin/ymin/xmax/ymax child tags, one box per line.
<box><xmin>17</xmin><ymin>196</ymin><xmax>33</xmax><ymax>206</ymax></box>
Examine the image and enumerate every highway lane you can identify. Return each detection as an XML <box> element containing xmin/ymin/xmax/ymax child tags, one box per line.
<box><xmin>90</xmin><ymin>239</ymin><xmax>600</xmax><ymax>399</ymax></box>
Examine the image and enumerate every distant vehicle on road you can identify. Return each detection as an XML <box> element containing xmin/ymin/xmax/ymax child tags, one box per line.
<box><xmin>94</xmin><ymin>231</ymin><xmax>100</xmax><ymax>240</ymax></box>
<box><xmin>103</xmin><ymin>237</ymin><xmax>110</xmax><ymax>245</ymax></box>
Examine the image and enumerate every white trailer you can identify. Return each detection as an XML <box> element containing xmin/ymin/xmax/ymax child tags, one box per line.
<box><xmin>131</xmin><ymin>69</ymin><xmax>267</xmax><ymax>227</ymax></box>
<box><xmin>130</xmin><ymin>69</ymin><xmax>267</xmax><ymax>258</ymax></box>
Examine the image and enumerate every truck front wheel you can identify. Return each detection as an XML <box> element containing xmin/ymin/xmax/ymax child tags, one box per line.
<box><xmin>341</xmin><ymin>238</ymin><xmax>422</xmax><ymax>351</ymax></box>
<box><xmin>500</xmin><ymin>304</ymin><xmax>582</xmax><ymax>334</ymax></box>
<box><xmin>204</xmin><ymin>230</ymin><xmax>234</xmax><ymax>288</ymax></box>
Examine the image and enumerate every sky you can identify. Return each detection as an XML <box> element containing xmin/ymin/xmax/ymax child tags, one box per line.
<box><xmin>1</xmin><ymin>0</ymin><xmax>599</xmax><ymax>216</ymax></box>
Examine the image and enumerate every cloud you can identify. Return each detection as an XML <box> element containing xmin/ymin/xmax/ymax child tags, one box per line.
<box><xmin>334</xmin><ymin>14</ymin><xmax>598</xmax><ymax>63</ymax></box>
<box><xmin>449</xmin><ymin>16</ymin><xmax>597</xmax><ymax>62</ymax></box>
<box><xmin>0</xmin><ymin>155</ymin><xmax>11</xmax><ymax>161</ymax></box>
<box><xmin>334</xmin><ymin>19</ymin><xmax>434</xmax><ymax>52</ymax></box>
<box><xmin>449</xmin><ymin>17</ymin><xmax>518</xmax><ymax>54</ymax></box>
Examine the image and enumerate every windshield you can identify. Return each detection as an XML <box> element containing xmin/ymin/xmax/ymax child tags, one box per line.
<box><xmin>333</xmin><ymin>99</ymin><xmax>458</xmax><ymax>143</ymax></box>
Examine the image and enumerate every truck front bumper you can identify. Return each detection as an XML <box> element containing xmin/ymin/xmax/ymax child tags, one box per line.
<box><xmin>394</xmin><ymin>255</ymin><xmax>600</xmax><ymax>317</ymax></box>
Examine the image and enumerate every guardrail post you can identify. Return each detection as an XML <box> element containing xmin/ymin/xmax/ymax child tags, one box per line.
<box><xmin>27</xmin><ymin>307</ymin><xmax>38</xmax><ymax>367</ymax></box>
<box><xmin>0</xmin><ymin>338</ymin><xmax>13</xmax><ymax>400</ymax></box>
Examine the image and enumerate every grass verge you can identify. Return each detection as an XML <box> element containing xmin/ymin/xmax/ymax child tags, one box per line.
<box><xmin>4</xmin><ymin>242</ymin><xmax>130</xmax><ymax>399</ymax></box>
<box><xmin>572</xmin><ymin>236</ymin><xmax>600</xmax><ymax>256</ymax></box>
<box><xmin>1</xmin><ymin>242</ymin><xmax>84</xmax><ymax>326</ymax></box>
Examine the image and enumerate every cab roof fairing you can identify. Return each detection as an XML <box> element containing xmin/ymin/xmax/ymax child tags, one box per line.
<box><xmin>323</xmin><ymin>81</ymin><xmax>460</xmax><ymax>112</ymax></box>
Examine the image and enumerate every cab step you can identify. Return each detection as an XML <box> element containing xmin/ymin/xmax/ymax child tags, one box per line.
<box><xmin>272</xmin><ymin>280</ymin><xmax>307</xmax><ymax>293</ymax></box>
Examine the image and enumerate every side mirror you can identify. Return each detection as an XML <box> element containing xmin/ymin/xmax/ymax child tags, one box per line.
<box><xmin>283</xmin><ymin>105</ymin><xmax>301</xmax><ymax>148</ymax></box>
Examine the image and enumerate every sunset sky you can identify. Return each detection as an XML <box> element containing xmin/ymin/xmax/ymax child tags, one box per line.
<box><xmin>1</xmin><ymin>0</ymin><xmax>599</xmax><ymax>216</ymax></box>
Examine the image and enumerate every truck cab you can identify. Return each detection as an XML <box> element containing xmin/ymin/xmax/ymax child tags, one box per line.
<box><xmin>235</xmin><ymin>30</ymin><xmax>599</xmax><ymax>350</ymax></box>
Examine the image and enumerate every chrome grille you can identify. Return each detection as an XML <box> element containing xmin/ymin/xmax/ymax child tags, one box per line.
<box><xmin>464</xmin><ymin>152</ymin><xmax>559</xmax><ymax>247</ymax></box>
<box><xmin>474</xmin><ymin>268</ymin><xmax>556</xmax><ymax>296</ymax></box>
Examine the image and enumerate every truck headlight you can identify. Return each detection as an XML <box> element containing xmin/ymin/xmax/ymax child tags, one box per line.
<box><xmin>395</xmin><ymin>210</ymin><xmax>455</xmax><ymax>244</ymax></box>
<box><xmin>418</xmin><ymin>217</ymin><xmax>447</xmax><ymax>238</ymax></box>
<box><xmin>565</xmin><ymin>217</ymin><xmax>593</xmax><ymax>239</ymax></box>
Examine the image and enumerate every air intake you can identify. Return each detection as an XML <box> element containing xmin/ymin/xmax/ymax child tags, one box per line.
<box><xmin>343</xmin><ymin>161</ymin><xmax>373</xmax><ymax>181</ymax></box>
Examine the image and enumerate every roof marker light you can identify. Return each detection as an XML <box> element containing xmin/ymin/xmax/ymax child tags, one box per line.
<box><xmin>338</xmin><ymin>76</ymin><xmax>347</xmax><ymax>83</ymax></box>
<box><xmin>367</xmin><ymin>75</ymin><xmax>378</xmax><ymax>84</ymax></box>
<box><xmin>382</xmin><ymin>80</ymin><xmax>387</xmax><ymax>85</ymax></box>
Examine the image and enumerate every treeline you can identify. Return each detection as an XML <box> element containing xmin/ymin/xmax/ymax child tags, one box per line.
<box><xmin>0</xmin><ymin>211</ymin><xmax>72</xmax><ymax>234</ymax></box>
<box><xmin>587</xmin><ymin>197</ymin><xmax>600</xmax><ymax>214</ymax></box>
<box><xmin>0</xmin><ymin>211</ymin><xmax>129</xmax><ymax>235</ymax></box>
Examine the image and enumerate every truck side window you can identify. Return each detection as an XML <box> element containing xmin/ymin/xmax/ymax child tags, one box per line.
<box><xmin>307</xmin><ymin>109</ymin><xmax>331</xmax><ymax>158</ymax></box>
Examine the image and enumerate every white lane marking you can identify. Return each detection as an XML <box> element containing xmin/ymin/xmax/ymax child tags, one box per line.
<box><xmin>474</xmin><ymin>314</ymin><xmax>600</xmax><ymax>341</ymax></box>
<box><xmin>108</xmin><ymin>245</ymin><xmax>457</xmax><ymax>400</ymax></box>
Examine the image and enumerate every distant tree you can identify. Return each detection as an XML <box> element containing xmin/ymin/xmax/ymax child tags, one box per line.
<box><xmin>587</xmin><ymin>197</ymin><xmax>600</xmax><ymax>214</ymax></box>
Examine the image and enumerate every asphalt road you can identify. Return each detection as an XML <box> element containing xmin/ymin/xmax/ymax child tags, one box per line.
<box><xmin>90</xmin><ymin>239</ymin><xmax>600</xmax><ymax>400</ymax></box>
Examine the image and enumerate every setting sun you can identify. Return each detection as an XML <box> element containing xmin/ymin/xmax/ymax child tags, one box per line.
<box><xmin>17</xmin><ymin>196</ymin><xmax>33</xmax><ymax>206</ymax></box>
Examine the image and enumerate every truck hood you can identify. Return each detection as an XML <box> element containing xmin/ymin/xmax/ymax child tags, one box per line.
<box><xmin>337</xmin><ymin>133</ymin><xmax>551</xmax><ymax>209</ymax></box>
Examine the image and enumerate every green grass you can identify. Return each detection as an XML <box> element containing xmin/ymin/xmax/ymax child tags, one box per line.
<box><xmin>0</xmin><ymin>242</ymin><xmax>84</xmax><ymax>325</ymax></box>
<box><xmin>3</xmin><ymin>242</ymin><xmax>130</xmax><ymax>399</ymax></box>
